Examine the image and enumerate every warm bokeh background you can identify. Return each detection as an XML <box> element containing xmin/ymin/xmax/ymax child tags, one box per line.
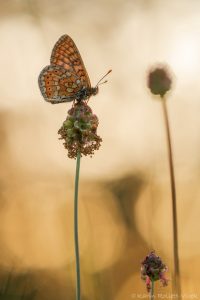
<box><xmin>0</xmin><ymin>0</ymin><xmax>200</xmax><ymax>299</ymax></box>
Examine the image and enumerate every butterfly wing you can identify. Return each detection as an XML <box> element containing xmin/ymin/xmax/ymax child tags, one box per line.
<box><xmin>50</xmin><ymin>34</ymin><xmax>91</xmax><ymax>89</ymax></box>
<box><xmin>38</xmin><ymin>65</ymin><xmax>85</xmax><ymax>104</ymax></box>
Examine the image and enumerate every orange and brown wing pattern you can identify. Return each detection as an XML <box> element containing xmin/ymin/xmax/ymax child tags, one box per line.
<box><xmin>50</xmin><ymin>35</ymin><xmax>91</xmax><ymax>89</ymax></box>
<box><xmin>38</xmin><ymin>65</ymin><xmax>84</xmax><ymax>104</ymax></box>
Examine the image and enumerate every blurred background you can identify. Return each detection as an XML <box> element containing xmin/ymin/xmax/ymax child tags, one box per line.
<box><xmin>0</xmin><ymin>0</ymin><xmax>200</xmax><ymax>299</ymax></box>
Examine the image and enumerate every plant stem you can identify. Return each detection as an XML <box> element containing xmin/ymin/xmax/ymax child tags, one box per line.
<box><xmin>162</xmin><ymin>98</ymin><xmax>181</xmax><ymax>297</ymax></box>
<box><xmin>74</xmin><ymin>151</ymin><xmax>81</xmax><ymax>300</ymax></box>
<box><xmin>150</xmin><ymin>280</ymin><xmax>154</xmax><ymax>300</ymax></box>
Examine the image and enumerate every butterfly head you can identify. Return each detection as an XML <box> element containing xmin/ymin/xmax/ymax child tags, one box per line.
<box><xmin>91</xmin><ymin>86</ymin><xmax>99</xmax><ymax>96</ymax></box>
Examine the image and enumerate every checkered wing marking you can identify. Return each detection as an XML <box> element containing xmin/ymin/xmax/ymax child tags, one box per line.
<box><xmin>50</xmin><ymin>35</ymin><xmax>91</xmax><ymax>89</ymax></box>
<box><xmin>38</xmin><ymin>65</ymin><xmax>84</xmax><ymax>104</ymax></box>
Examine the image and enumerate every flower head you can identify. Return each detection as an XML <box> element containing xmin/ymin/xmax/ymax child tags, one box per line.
<box><xmin>147</xmin><ymin>65</ymin><xmax>172</xmax><ymax>97</ymax></box>
<box><xmin>58</xmin><ymin>102</ymin><xmax>102</xmax><ymax>159</ymax></box>
<box><xmin>141</xmin><ymin>251</ymin><xmax>168</xmax><ymax>292</ymax></box>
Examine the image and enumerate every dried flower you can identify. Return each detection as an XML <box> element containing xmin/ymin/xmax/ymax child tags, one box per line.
<box><xmin>58</xmin><ymin>102</ymin><xmax>102</xmax><ymax>159</ymax></box>
<box><xmin>141</xmin><ymin>251</ymin><xmax>168</xmax><ymax>292</ymax></box>
<box><xmin>147</xmin><ymin>65</ymin><xmax>172</xmax><ymax>97</ymax></box>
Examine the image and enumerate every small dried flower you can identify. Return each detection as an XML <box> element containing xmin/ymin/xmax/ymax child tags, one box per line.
<box><xmin>141</xmin><ymin>251</ymin><xmax>168</xmax><ymax>292</ymax></box>
<box><xmin>147</xmin><ymin>65</ymin><xmax>172</xmax><ymax>97</ymax></box>
<box><xmin>58</xmin><ymin>102</ymin><xmax>102</xmax><ymax>159</ymax></box>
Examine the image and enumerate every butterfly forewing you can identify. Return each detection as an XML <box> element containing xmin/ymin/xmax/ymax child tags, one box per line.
<box><xmin>50</xmin><ymin>35</ymin><xmax>91</xmax><ymax>89</ymax></box>
<box><xmin>38</xmin><ymin>65</ymin><xmax>85</xmax><ymax>103</ymax></box>
<box><xmin>38</xmin><ymin>34</ymin><xmax>94</xmax><ymax>104</ymax></box>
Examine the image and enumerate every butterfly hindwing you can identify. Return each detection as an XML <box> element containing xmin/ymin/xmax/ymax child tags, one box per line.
<box><xmin>38</xmin><ymin>65</ymin><xmax>85</xmax><ymax>104</ymax></box>
<box><xmin>50</xmin><ymin>35</ymin><xmax>91</xmax><ymax>89</ymax></box>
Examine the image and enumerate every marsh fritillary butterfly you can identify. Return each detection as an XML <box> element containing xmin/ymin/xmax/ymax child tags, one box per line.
<box><xmin>38</xmin><ymin>35</ymin><xmax>111</xmax><ymax>104</ymax></box>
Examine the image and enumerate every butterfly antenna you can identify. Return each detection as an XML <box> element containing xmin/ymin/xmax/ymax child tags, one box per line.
<box><xmin>95</xmin><ymin>69</ymin><xmax>112</xmax><ymax>87</ymax></box>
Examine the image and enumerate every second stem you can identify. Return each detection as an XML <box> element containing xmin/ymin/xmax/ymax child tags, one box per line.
<box><xmin>162</xmin><ymin>99</ymin><xmax>181</xmax><ymax>297</ymax></box>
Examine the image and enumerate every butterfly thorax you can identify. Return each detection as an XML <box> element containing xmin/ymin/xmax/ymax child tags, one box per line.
<box><xmin>76</xmin><ymin>86</ymin><xmax>99</xmax><ymax>102</ymax></box>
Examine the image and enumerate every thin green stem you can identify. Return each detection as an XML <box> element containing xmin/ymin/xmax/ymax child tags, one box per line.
<box><xmin>150</xmin><ymin>280</ymin><xmax>154</xmax><ymax>300</ymax></box>
<box><xmin>162</xmin><ymin>98</ymin><xmax>181</xmax><ymax>297</ymax></box>
<box><xmin>74</xmin><ymin>151</ymin><xmax>81</xmax><ymax>300</ymax></box>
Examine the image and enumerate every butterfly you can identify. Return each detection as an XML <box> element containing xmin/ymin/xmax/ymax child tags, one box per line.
<box><xmin>38</xmin><ymin>34</ymin><xmax>111</xmax><ymax>104</ymax></box>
